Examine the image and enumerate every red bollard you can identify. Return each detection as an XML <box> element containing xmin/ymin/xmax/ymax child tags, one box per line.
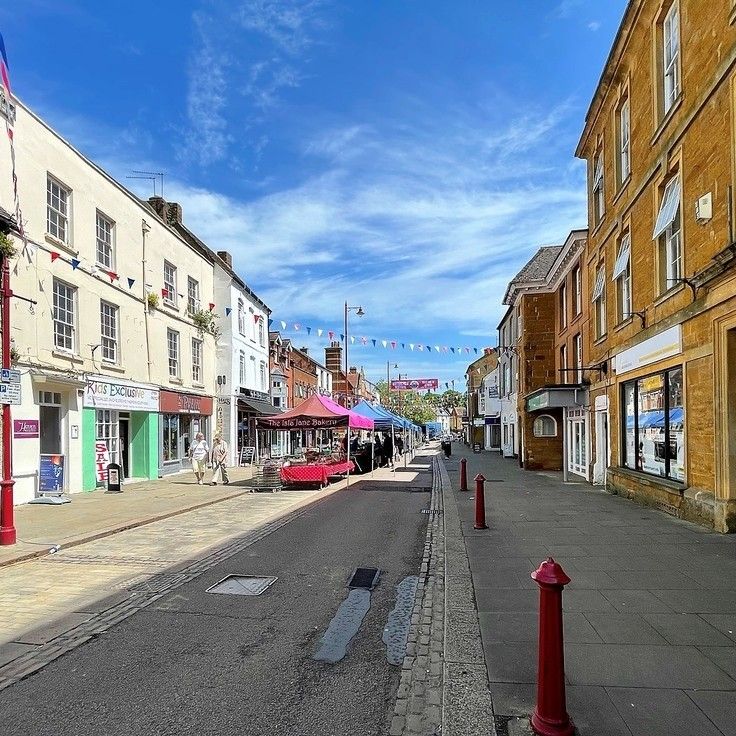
<box><xmin>473</xmin><ymin>474</ymin><xmax>487</xmax><ymax>529</ymax></box>
<box><xmin>460</xmin><ymin>458</ymin><xmax>468</xmax><ymax>491</ymax></box>
<box><xmin>531</xmin><ymin>558</ymin><xmax>574</xmax><ymax>736</ymax></box>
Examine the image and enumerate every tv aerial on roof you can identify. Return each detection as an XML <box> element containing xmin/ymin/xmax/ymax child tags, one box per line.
<box><xmin>126</xmin><ymin>170</ymin><xmax>165</xmax><ymax>197</ymax></box>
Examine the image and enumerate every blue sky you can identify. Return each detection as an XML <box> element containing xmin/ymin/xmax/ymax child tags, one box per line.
<box><xmin>0</xmin><ymin>0</ymin><xmax>627</xmax><ymax>387</ymax></box>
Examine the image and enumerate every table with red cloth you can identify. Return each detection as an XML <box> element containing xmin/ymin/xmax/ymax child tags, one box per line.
<box><xmin>280</xmin><ymin>461</ymin><xmax>355</xmax><ymax>486</ymax></box>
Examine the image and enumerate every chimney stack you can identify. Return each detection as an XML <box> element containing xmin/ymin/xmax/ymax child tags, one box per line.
<box><xmin>217</xmin><ymin>250</ymin><xmax>233</xmax><ymax>269</ymax></box>
<box><xmin>148</xmin><ymin>197</ymin><xmax>183</xmax><ymax>226</ymax></box>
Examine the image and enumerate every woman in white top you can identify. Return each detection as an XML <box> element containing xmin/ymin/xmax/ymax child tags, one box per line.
<box><xmin>189</xmin><ymin>432</ymin><xmax>210</xmax><ymax>485</ymax></box>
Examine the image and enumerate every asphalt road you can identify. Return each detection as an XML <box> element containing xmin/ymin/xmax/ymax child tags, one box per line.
<box><xmin>1</xmin><ymin>473</ymin><xmax>431</xmax><ymax>736</ymax></box>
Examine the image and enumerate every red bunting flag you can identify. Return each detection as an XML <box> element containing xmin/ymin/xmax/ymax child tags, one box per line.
<box><xmin>391</xmin><ymin>341</ymin><xmax>396</xmax><ymax>349</ymax></box>
<box><xmin>328</xmin><ymin>330</ymin><xmax>334</xmax><ymax>340</ymax></box>
<box><xmin>208</xmin><ymin>302</ymin><xmax>215</xmax><ymax>311</ymax></box>
<box><xmin>161</xmin><ymin>288</ymin><xmax>169</xmax><ymax>298</ymax></box>
<box><xmin>50</xmin><ymin>251</ymin><xmax>60</xmax><ymax>262</ymax></box>
<box><xmin>106</xmin><ymin>270</ymin><xmax>118</xmax><ymax>283</ymax></box>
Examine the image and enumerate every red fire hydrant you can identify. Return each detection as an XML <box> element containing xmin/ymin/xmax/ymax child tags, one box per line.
<box><xmin>460</xmin><ymin>458</ymin><xmax>468</xmax><ymax>491</ymax></box>
<box><xmin>531</xmin><ymin>558</ymin><xmax>574</xmax><ymax>736</ymax></box>
<box><xmin>473</xmin><ymin>474</ymin><xmax>487</xmax><ymax>530</ymax></box>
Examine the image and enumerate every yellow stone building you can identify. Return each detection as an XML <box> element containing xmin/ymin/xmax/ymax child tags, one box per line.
<box><xmin>576</xmin><ymin>0</ymin><xmax>736</xmax><ymax>530</ymax></box>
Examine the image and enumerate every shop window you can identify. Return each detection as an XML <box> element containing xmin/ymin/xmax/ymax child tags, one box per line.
<box><xmin>621</xmin><ymin>367</ymin><xmax>684</xmax><ymax>481</ymax></box>
<box><xmin>95</xmin><ymin>409</ymin><xmax>119</xmax><ymax>466</ymax></box>
<box><xmin>533</xmin><ymin>415</ymin><xmax>557</xmax><ymax>437</ymax></box>
<box><xmin>162</xmin><ymin>414</ymin><xmax>180</xmax><ymax>462</ymax></box>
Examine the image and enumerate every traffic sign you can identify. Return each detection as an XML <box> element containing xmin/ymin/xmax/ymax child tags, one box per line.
<box><xmin>0</xmin><ymin>382</ymin><xmax>21</xmax><ymax>405</ymax></box>
<box><xmin>1</xmin><ymin>368</ymin><xmax>20</xmax><ymax>383</ymax></box>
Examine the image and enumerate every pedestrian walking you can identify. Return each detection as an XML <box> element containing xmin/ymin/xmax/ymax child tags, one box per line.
<box><xmin>374</xmin><ymin>433</ymin><xmax>383</xmax><ymax>468</ymax></box>
<box><xmin>395</xmin><ymin>435</ymin><xmax>404</xmax><ymax>461</ymax></box>
<box><xmin>189</xmin><ymin>433</ymin><xmax>210</xmax><ymax>485</ymax></box>
<box><xmin>383</xmin><ymin>433</ymin><xmax>394</xmax><ymax>468</ymax></box>
<box><xmin>210</xmin><ymin>435</ymin><xmax>230</xmax><ymax>486</ymax></box>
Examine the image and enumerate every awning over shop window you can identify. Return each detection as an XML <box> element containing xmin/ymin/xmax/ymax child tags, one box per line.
<box><xmin>612</xmin><ymin>234</ymin><xmax>631</xmax><ymax>281</ymax></box>
<box><xmin>652</xmin><ymin>174</ymin><xmax>681</xmax><ymax>239</ymax></box>
<box><xmin>238</xmin><ymin>397</ymin><xmax>281</xmax><ymax>416</ymax></box>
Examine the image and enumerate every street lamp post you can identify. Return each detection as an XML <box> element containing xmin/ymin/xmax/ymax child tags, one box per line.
<box><xmin>343</xmin><ymin>301</ymin><xmax>364</xmax><ymax>408</ymax></box>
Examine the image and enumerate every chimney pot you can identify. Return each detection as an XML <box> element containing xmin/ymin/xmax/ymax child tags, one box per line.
<box><xmin>217</xmin><ymin>250</ymin><xmax>233</xmax><ymax>269</ymax></box>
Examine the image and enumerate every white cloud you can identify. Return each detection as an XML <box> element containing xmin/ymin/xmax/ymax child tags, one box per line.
<box><xmin>588</xmin><ymin>21</ymin><xmax>601</xmax><ymax>31</ymax></box>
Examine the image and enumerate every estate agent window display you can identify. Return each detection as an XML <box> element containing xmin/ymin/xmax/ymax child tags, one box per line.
<box><xmin>621</xmin><ymin>366</ymin><xmax>684</xmax><ymax>482</ymax></box>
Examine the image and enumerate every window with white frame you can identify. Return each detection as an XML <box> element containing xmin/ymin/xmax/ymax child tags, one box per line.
<box><xmin>533</xmin><ymin>415</ymin><xmax>557</xmax><ymax>438</ymax></box>
<box><xmin>167</xmin><ymin>328</ymin><xmax>180</xmax><ymax>377</ymax></box>
<box><xmin>653</xmin><ymin>174</ymin><xmax>682</xmax><ymax>294</ymax></box>
<box><xmin>613</xmin><ymin>233</ymin><xmax>632</xmax><ymax>323</ymax></box>
<box><xmin>618</xmin><ymin>97</ymin><xmax>631</xmax><ymax>185</ymax></box>
<box><xmin>258</xmin><ymin>318</ymin><xmax>265</xmax><ymax>347</ymax></box>
<box><xmin>239</xmin><ymin>351</ymin><xmax>246</xmax><ymax>385</ymax></box>
<box><xmin>163</xmin><ymin>261</ymin><xmax>177</xmax><ymax>306</ymax></box>
<box><xmin>574</xmin><ymin>333</ymin><xmax>583</xmax><ymax>384</ymax></box>
<box><xmin>100</xmin><ymin>300</ymin><xmax>118</xmax><ymax>363</ymax></box>
<box><xmin>238</xmin><ymin>299</ymin><xmax>246</xmax><ymax>335</ymax></box>
<box><xmin>52</xmin><ymin>278</ymin><xmax>76</xmax><ymax>352</ymax></box>
<box><xmin>560</xmin><ymin>344</ymin><xmax>567</xmax><ymax>384</ymax></box>
<box><xmin>663</xmin><ymin>3</ymin><xmax>680</xmax><ymax>114</ymax></box>
<box><xmin>573</xmin><ymin>265</ymin><xmax>582</xmax><ymax>316</ymax></box>
<box><xmin>95</xmin><ymin>409</ymin><xmax>119</xmax><ymax>468</ymax></box>
<box><xmin>47</xmin><ymin>175</ymin><xmax>70</xmax><ymax>244</ymax></box>
<box><xmin>592</xmin><ymin>152</ymin><xmax>605</xmax><ymax>225</ymax></box>
<box><xmin>249</xmin><ymin>307</ymin><xmax>256</xmax><ymax>341</ymax></box>
<box><xmin>259</xmin><ymin>361</ymin><xmax>267</xmax><ymax>390</ymax></box>
<box><xmin>95</xmin><ymin>211</ymin><xmax>114</xmax><ymax>269</ymax></box>
<box><xmin>559</xmin><ymin>282</ymin><xmax>567</xmax><ymax>330</ymax></box>
<box><xmin>592</xmin><ymin>264</ymin><xmax>606</xmax><ymax>339</ymax></box>
<box><xmin>187</xmin><ymin>277</ymin><xmax>200</xmax><ymax>314</ymax></box>
<box><xmin>192</xmin><ymin>338</ymin><xmax>203</xmax><ymax>383</ymax></box>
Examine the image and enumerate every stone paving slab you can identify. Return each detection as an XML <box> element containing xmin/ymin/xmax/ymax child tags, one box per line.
<box><xmin>445</xmin><ymin>443</ymin><xmax>736</xmax><ymax>736</ymax></box>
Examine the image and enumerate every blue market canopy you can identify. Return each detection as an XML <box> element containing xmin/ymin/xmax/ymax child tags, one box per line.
<box><xmin>352</xmin><ymin>400</ymin><xmax>405</xmax><ymax>430</ymax></box>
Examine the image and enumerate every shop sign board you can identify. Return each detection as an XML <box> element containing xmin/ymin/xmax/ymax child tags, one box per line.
<box><xmin>159</xmin><ymin>390</ymin><xmax>213</xmax><ymax>415</ymax></box>
<box><xmin>0</xmin><ymin>382</ymin><xmax>21</xmax><ymax>405</ymax></box>
<box><xmin>40</xmin><ymin>454</ymin><xmax>65</xmax><ymax>493</ymax></box>
<box><xmin>13</xmin><ymin>419</ymin><xmax>39</xmax><ymax>438</ymax></box>
<box><xmin>84</xmin><ymin>378</ymin><xmax>159</xmax><ymax>411</ymax></box>
<box><xmin>527</xmin><ymin>393</ymin><xmax>549</xmax><ymax>411</ymax></box>
<box><xmin>594</xmin><ymin>395</ymin><xmax>609</xmax><ymax>411</ymax></box>
<box><xmin>95</xmin><ymin>441</ymin><xmax>110</xmax><ymax>483</ymax></box>
<box><xmin>614</xmin><ymin>325</ymin><xmax>681</xmax><ymax>375</ymax></box>
<box><xmin>390</xmin><ymin>378</ymin><xmax>439</xmax><ymax>391</ymax></box>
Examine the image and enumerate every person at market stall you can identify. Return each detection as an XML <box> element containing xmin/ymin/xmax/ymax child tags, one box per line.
<box><xmin>210</xmin><ymin>435</ymin><xmax>230</xmax><ymax>485</ymax></box>
<box><xmin>395</xmin><ymin>435</ymin><xmax>404</xmax><ymax>460</ymax></box>
<box><xmin>383</xmin><ymin>433</ymin><xmax>394</xmax><ymax>468</ymax></box>
<box><xmin>341</xmin><ymin>432</ymin><xmax>348</xmax><ymax>454</ymax></box>
<box><xmin>188</xmin><ymin>432</ymin><xmax>209</xmax><ymax>486</ymax></box>
<box><xmin>374</xmin><ymin>433</ymin><xmax>383</xmax><ymax>468</ymax></box>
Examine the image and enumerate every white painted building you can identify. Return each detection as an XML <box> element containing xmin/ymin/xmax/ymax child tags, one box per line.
<box><xmin>212</xmin><ymin>257</ymin><xmax>272</xmax><ymax>466</ymax></box>
<box><xmin>498</xmin><ymin>306</ymin><xmax>520</xmax><ymax>459</ymax></box>
<box><xmin>315</xmin><ymin>360</ymin><xmax>333</xmax><ymax>397</ymax></box>
<box><xmin>480</xmin><ymin>368</ymin><xmax>502</xmax><ymax>450</ymax></box>
<box><xmin>435</xmin><ymin>408</ymin><xmax>451</xmax><ymax>436</ymax></box>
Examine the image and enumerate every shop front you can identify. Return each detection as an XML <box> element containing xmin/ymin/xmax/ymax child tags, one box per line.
<box><xmin>236</xmin><ymin>388</ymin><xmax>281</xmax><ymax>463</ymax></box>
<box><xmin>82</xmin><ymin>376</ymin><xmax>160</xmax><ymax>490</ymax></box>
<box><xmin>159</xmin><ymin>390</ymin><xmax>213</xmax><ymax>475</ymax></box>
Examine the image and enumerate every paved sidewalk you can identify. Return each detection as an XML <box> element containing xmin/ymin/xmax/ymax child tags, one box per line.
<box><xmin>0</xmin><ymin>466</ymin><xmax>258</xmax><ymax>567</ymax></box>
<box><xmin>445</xmin><ymin>444</ymin><xmax>736</xmax><ymax>736</ymax></box>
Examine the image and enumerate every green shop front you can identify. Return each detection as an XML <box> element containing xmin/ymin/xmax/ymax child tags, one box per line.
<box><xmin>82</xmin><ymin>375</ymin><xmax>160</xmax><ymax>490</ymax></box>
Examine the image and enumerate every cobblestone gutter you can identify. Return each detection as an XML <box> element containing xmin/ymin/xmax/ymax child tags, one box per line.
<box><xmin>389</xmin><ymin>454</ymin><xmax>445</xmax><ymax>736</ymax></box>
<box><xmin>439</xmin><ymin>456</ymin><xmax>496</xmax><ymax>736</ymax></box>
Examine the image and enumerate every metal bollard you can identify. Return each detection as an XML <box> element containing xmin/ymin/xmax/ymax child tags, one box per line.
<box><xmin>473</xmin><ymin>474</ymin><xmax>488</xmax><ymax>530</ymax></box>
<box><xmin>530</xmin><ymin>558</ymin><xmax>574</xmax><ymax>736</ymax></box>
<box><xmin>460</xmin><ymin>458</ymin><xmax>468</xmax><ymax>491</ymax></box>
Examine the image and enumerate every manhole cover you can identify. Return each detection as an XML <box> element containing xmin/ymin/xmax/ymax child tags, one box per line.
<box><xmin>348</xmin><ymin>567</ymin><xmax>380</xmax><ymax>590</ymax></box>
<box><xmin>205</xmin><ymin>575</ymin><xmax>277</xmax><ymax>596</ymax></box>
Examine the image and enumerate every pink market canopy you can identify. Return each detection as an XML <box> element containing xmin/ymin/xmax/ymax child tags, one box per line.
<box><xmin>256</xmin><ymin>394</ymin><xmax>374</xmax><ymax>431</ymax></box>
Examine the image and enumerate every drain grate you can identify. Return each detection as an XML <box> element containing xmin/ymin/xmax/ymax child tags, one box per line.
<box><xmin>421</xmin><ymin>509</ymin><xmax>443</xmax><ymax>515</ymax></box>
<box><xmin>205</xmin><ymin>575</ymin><xmax>277</xmax><ymax>596</ymax></box>
<box><xmin>348</xmin><ymin>567</ymin><xmax>380</xmax><ymax>590</ymax></box>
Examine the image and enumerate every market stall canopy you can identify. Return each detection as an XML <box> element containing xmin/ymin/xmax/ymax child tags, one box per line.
<box><xmin>238</xmin><ymin>397</ymin><xmax>282</xmax><ymax>415</ymax></box>
<box><xmin>352</xmin><ymin>400</ymin><xmax>405</xmax><ymax>430</ymax></box>
<box><xmin>256</xmin><ymin>394</ymin><xmax>374</xmax><ymax>430</ymax></box>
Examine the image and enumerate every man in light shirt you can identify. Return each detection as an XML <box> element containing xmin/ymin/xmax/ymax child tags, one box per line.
<box><xmin>210</xmin><ymin>435</ymin><xmax>230</xmax><ymax>486</ymax></box>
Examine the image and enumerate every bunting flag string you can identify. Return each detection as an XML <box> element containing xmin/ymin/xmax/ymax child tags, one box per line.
<box><xmin>225</xmin><ymin>307</ymin><xmax>232</xmax><ymax>316</ymax></box>
<box><xmin>127</xmin><ymin>277</ymin><xmax>135</xmax><ymax>289</ymax></box>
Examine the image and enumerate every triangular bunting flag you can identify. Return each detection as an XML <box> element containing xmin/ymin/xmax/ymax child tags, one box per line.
<box><xmin>225</xmin><ymin>307</ymin><xmax>232</xmax><ymax>316</ymax></box>
<box><xmin>281</xmin><ymin>321</ymin><xmax>287</xmax><ymax>330</ymax></box>
<box><xmin>294</xmin><ymin>322</ymin><xmax>300</xmax><ymax>331</ymax></box>
<box><xmin>70</xmin><ymin>258</ymin><xmax>80</xmax><ymax>270</ymax></box>
<box><xmin>451</xmin><ymin>347</ymin><xmax>455</xmax><ymax>353</ymax></box>
<box><xmin>409</xmin><ymin>344</ymin><xmax>414</xmax><ymax>351</ymax></box>
<box><xmin>401</xmin><ymin>343</ymin><xmax>405</xmax><ymax>349</ymax></box>
<box><xmin>381</xmin><ymin>340</ymin><xmax>387</xmax><ymax>348</ymax></box>
<box><xmin>268</xmin><ymin>318</ymin><xmax>274</xmax><ymax>328</ymax></box>
<box><xmin>371</xmin><ymin>339</ymin><xmax>377</xmax><ymax>347</ymax></box>
<box><xmin>474</xmin><ymin>348</ymin><xmax>479</xmax><ymax>354</ymax></box>
<box><xmin>328</xmin><ymin>331</ymin><xmax>334</xmax><ymax>340</ymax></box>
<box><xmin>161</xmin><ymin>288</ymin><xmax>169</xmax><ymax>298</ymax></box>
<box><xmin>434</xmin><ymin>345</ymin><xmax>440</xmax><ymax>352</ymax></box>
<box><xmin>50</xmin><ymin>251</ymin><xmax>60</xmax><ymax>262</ymax></box>
<box><xmin>208</xmin><ymin>303</ymin><xmax>215</xmax><ymax>311</ymax></box>
<box><xmin>361</xmin><ymin>337</ymin><xmax>367</xmax><ymax>345</ymax></box>
<box><xmin>350</xmin><ymin>336</ymin><xmax>355</xmax><ymax>344</ymax></box>
<box><xmin>465</xmin><ymin>347</ymin><xmax>470</xmax><ymax>353</ymax></box>
<box><xmin>306</xmin><ymin>326</ymin><xmax>312</xmax><ymax>335</ymax></box>
<box><xmin>391</xmin><ymin>341</ymin><xmax>397</xmax><ymax>349</ymax></box>
<box><xmin>127</xmin><ymin>277</ymin><xmax>135</xmax><ymax>289</ymax></box>
<box><xmin>317</xmin><ymin>328</ymin><xmax>323</xmax><ymax>337</ymax></box>
<box><xmin>107</xmin><ymin>270</ymin><xmax>118</xmax><ymax>283</ymax></box>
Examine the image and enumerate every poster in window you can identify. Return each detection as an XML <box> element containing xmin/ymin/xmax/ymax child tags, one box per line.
<box><xmin>39</xmin><ymin>454</ymin><xmax>65</xmax><ymax>493</ymax></box>
<box><xmin>95</xmin><ymin>441</ymin><xmax>110</xmax><ymax>483</ymax></box>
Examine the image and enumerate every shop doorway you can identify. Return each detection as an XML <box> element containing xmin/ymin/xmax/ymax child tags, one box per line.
<box><xmin>119</xmin><ymin>413</ymin><xmax>131</xmax><ymax>477</ymax></box>
<box><xmin>594</xmin><ymin>410</ymin><xmax>609</xmax><ymax>485</ymax></box>
<box><xmin>567</xmin><ymin>409</ymin><xmax>588</xmax><ymax>479</ymax></box>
